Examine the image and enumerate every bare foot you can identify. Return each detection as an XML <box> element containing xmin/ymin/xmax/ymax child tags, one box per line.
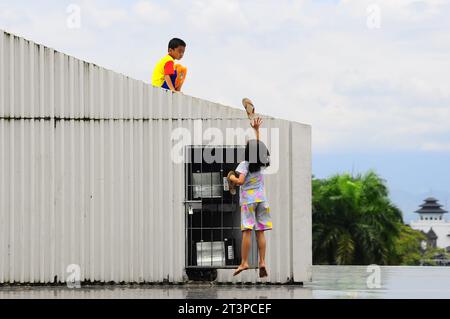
<box><xmin>233</xmin><ymin>264</ymin><xmax>249</xmax><ymax>276</ymax></box>
<box><xmin>259</xmin><ymin>263</ymin><xmax>268</xmax><ymax>278</ymax></box>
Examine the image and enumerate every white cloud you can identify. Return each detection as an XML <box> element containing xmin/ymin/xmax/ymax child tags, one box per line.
<box><xmin>187</xmin><ymin>0</ymin><xmax>249</xmax><ymax>32</ymax></box>
<box><xmin>80</xmin><ymin>0</ymin><xmax>128</xmax><ymax>29</ymax></box>
<box><xmin>132</xmin><ymin>1</ymin><xmax>171</xmax><ymax>24</ymax></box>
<box><xmin>238</xmin><ymin>0</ymin><xmax>318</xmax><ymax>32</ymax></box>
<box><xmin>340</xmin><ymin>0</ymin><xmax>449</xmax><ymax>22</ymax></box>
<box><xmin>421</xmin><ymin>142</ymin><xmax>450</xmax><ymax>151</ymax></box>
<box><xmin>0</xmin><ymin>3</ymin><xmax>97</xmax><ymax>55</ymax></box>
<box><xmin>0</xmin><ymin>7</ymin><xmax>20</xmax><ymax>22</ymax></box>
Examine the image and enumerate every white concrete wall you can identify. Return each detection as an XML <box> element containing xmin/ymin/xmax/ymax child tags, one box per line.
<box><xmin>411</xmin><ymin>221</ymin><xmax>450</xmax><ymax>249</ymax></box>
<box><xmin>0</xmin><ymin>29</ymin><xmax>312</xmax><ymax>284</ymax></box>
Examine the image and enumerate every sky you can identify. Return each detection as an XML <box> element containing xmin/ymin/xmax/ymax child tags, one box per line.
<box><xmin>1</xmin><ymin>0</ymin><xmax>449</xmax><ymax>223</ymax></box>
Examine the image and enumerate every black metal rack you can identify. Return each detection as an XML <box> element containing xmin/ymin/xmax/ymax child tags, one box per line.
<box><xmin>184</xmin><ymin>146</ymin><xmax>258</xmax><ymax>270</ymax></box>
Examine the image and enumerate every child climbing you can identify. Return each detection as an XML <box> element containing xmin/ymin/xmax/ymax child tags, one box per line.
<box><xmin>151</xmin><ymin>38</ymin><xmax>188</xmax><ymax>92</ymax></box>
<box><xmin>227</xmin><ymin>116</ymin><xmax>272</xmax><ymax>278</ymax></box>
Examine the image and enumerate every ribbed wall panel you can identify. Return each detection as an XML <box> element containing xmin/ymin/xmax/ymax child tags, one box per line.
<box><xmin>0</xmin><ymin>29</ymin><xmax>312</xmax><ymax>284</ymax></box>
<box><xmin>0</xmin><ymin>30</ymin><xmax>252</xmax><ymax>121</ymax></box>
<box><xmin>0</xmin><ymin>119</ymin><xmax>184</xmax><ymax>283</ymax></box>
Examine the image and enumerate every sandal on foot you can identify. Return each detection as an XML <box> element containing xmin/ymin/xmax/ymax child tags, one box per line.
<box><xmin>242</xmin><ymin>98</ymin><xmax>256</xmax><ymax>121</ymax></box>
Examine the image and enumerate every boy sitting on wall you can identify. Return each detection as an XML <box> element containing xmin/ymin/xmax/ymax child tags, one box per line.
<box><xmin>151</xmin><ymin>38</ymin><xmax>187</xmax><ymax>92</ymax></box>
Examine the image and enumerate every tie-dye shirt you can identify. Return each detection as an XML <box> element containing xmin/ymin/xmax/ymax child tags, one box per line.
<box><xmin>235</xmin><ymin>161</ymin><xmax>267</xmax><ymax>206</ymax></box>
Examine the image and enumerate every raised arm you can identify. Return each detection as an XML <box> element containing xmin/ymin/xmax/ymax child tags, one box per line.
<box><xmin>251</xmin><ymin>117</ymin><xmax>263</xmax><ymax>140</ymax></box>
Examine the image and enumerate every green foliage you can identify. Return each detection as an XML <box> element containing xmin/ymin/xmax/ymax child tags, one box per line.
<box><xmin>312</xmin><ymin>171</ymin><xmax>404</xmax><ymax>265</ymax></box>
<box><xmin>391</xmin><ymin>224</ymin><xmax>426</xmax><ymax>265</ymax></box>
<box><xmin>422</xmin><ymin>248</ymin><xmax>450</xmax><ymax>266</ymax></box>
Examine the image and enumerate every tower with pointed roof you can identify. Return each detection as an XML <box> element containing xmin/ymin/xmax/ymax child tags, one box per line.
<box><xmin>415</xmin><ymin>197</ymin><xmax>448</xmax><ymax>222</ymax></box>
<box><xmin>411</xmin><ymin>197</ymin><xmax>450</xmax><ymax>251</ymax></box>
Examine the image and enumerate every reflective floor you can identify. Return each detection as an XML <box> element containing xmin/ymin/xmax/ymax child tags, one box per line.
<box><xmin>1</xmin><ymin>266</ymin><xmax>450</xmax><ymax>299</ymax></box>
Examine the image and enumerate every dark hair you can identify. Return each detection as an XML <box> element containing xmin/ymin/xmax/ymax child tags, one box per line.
<box><xmin>169</xmin><ymin>38</ymin><xmax>186</xmax><ymax>50</ymax></box>
<box><xmin>245</xmin><ymin>140</ymin><xmax>270</xmax><ymax>173</ymax></box>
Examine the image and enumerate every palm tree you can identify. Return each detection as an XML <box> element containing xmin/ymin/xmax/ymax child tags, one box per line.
<box><xmin>312</xmin><ymin>171</ymin><xmax>403</xmax><ymax>265</ymax></box>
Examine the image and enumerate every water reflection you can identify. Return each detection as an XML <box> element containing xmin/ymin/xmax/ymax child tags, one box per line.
<box><xmin>1</xmin><ymin>266</ymin><xmax>449</xmax><ymax>299</ymax></box>
<box><xmin>307</xmin><ymin>266</ymin><xmax>450</xmax><ymax>299</ymax></box>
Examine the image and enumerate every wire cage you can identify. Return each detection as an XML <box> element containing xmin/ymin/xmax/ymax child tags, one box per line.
<box><xmin>184</xmin><ymin>146</ymin><xmax>259</xmax><ymax>270</ymax></box>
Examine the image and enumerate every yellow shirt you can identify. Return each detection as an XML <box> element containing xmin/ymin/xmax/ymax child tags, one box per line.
<box><xmin>151</xmin><ymin>55</ymin><xmax>175</xmax><ymax>87</ymax></box>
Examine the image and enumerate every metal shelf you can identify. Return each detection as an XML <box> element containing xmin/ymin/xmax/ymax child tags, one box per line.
<box><xmin>185</xmin><ymin>146</ymin><xmax>258</xmax><ymax>272</ymax></box>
